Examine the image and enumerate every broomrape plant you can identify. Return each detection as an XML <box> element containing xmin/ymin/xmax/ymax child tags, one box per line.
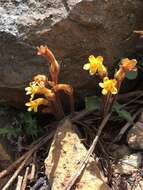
<box><xmin>25</xmin><ymin>46</ymin><xmax>74</xmax><ymax>120</ymax></box>
<box><xmin>25</xmin><ymin>46</ymin><xmax>138</xmax><ymax>120</ymax></box>
<box><xmin>83</xmin><ymin>55</ymin><xmax>138</xmax><ymax>117</ymax></box>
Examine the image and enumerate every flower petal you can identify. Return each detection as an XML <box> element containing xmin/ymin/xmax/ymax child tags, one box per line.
<box><xmin>112</xmin><ymin>87</ymin><xmax>118</xmax><ymax>94</ymax></box>
<box><xmin>83</xmin><ymin>63</ymin><xmax>90</xmax><ymax>70</ymax></box>
<box><xmin>102</xmin><ymin>89</ymin><xmax>108</xmax><ymax>95</ymax></box>
<box><xmin>89</xmin><ymin>69</ymin><xmax>95</xmax><ymax>75</ymax></box>
<box><xmin>96</xmin><ymin>56</ymin><xmax>104</xmax><ymax>64</ymax></box>
<box><xmin>88</xmin><ymin>55</ymin><xmax>97</xmax><ymax>63</ymax></box>
<box><xmin>25</xmin><ymin>102</ymin><xmax>31</xmax><ymax>106</ymax></box>
<box><xmin>28</xmin><ymin>107</ymin><xmax>32</xmax><ymax>112</ymax></box>
<box><xmin>99</xmin><ymin>82</ymin><xmax>104</xmax><ymax>88</ymax></box>
<box><xmin>103</xmin><ymin>77</ymin><xmax>109</xmax><ymax>82</ymax></box>
<box><xmin>34</xmin><ymin>106</ymin><xmax>38</xmax><ymax>112</ymax></box>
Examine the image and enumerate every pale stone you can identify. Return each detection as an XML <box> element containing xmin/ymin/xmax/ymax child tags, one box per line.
<box><xmin>45</xmin><ymin>119</ymin><xmax>111</xmax><ymax>190</ymax></box>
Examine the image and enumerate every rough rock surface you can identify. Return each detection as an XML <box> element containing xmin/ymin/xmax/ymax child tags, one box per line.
<box><xmin>127</xmin><ymin>113</ymin><xmax>143</xmax><ymax>150</ymax></box>
<box><xmin>115</xmin><ymin>153</ymin><xmax>142</xmax><ymax>175</ymax></box>
<box><xmin>45</xmin><ymin>119</ymin><xmax>111</xmax><ymax>190</ymax></box>
<box><xmin>0</xmin><ymin>0</ymin><xmax>143</xmax><ymax>106</ymax></box>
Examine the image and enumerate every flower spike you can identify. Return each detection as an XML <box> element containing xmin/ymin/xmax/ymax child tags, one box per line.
<box><xmin>115</xmin><ymin>58</ymin><xmax>138</xmax><ymax>81</ymax></box>
<box><xmin>121</xmin><ymin>58</ymin><xmax>137</xmax><ymax>72</ymax></box>
<box><xmin>37</xmin><ymin>45</ymin><xmax>60</xmax><ymax>84</ymax></box>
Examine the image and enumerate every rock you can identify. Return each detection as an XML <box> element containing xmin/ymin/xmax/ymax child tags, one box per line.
<box><xmin>133</xmin><ymin>180</ymin><xmax>143</xmax><ymax>190</ymax></box>
<box><xmin>109</xmin><ymin>144</ymin><xmax>130</xmax><ymax>159</ymax></box>
<box><xmin>127</xmin><ymin>122</ymin><xmax>143</xmax><ymax>150</ymax></box>
<box><xmin>0</xmin><ymin>0</ymin><xmax>143</xmax><ymax>106</ymax></box>
<box><xmin>115</xmin><ymin>153</ymin><xmax>142</xmax><ymax>175</ymax></box>
<box><xmin>127</xmin><ymin>112</ymin><xmax>143</xmax><ymax>150</ymax></box>
<box><xmin>45</xmin><ymin>119</ymin><xmax>111</xmax><ymax>190</ymax></box>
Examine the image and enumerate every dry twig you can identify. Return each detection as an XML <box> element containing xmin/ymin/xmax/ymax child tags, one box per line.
<box><xmin>2</xmin><ymin>131</ymin><xmax>55</xmax><ymax>190</ymax></box>
<box><xmin>21</xmin><ymin>167</ymin><xmax>30</xmax><ymax>190</ymax></box>
<box><xmin>0</xmin><ymin>151</ymin><xmax>29</xmax><ymax>179</ymax></box>
<box><xmin>118</xmin><ymin>90</ymin><xmax>143</xmax><ymax>101</ymax></box>
<box><xmin>2</xmin><ymin>151</ymin><xmax>33</xmax><ymax>190</ymax></box>
<box><xmin>15</xmin><ymin>176</ymin><xmax>23</xmax><ymax>190</ymax></box>
<box><xmin>64</xmin><ymin>113</ymin><xmax>111</xmax><ymax>190</ymax></box>
<box><xmin>29</xmin><ymin>154</ymin><xmax>36</xmax><ymax>182</ymax></box>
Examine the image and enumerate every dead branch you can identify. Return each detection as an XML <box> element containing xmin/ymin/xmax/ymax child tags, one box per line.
<box><xmin>71</xmin><ymin>110</ymin><xmax>94</xmax><ymax>121</ymax></box>
<box><xmin>29</xmin><ymin>163</ymin><xmax>36</xmax><ymax>182</ymax></box>
<box><xmin>118</xmin><ymin>90</ymin><xmax>143</xmax><ymax>102</ymax></box>
<box><xmin>2</xmin><ymin>131</ymin><xmax>55</xmax><ymax>190</ymax></box>
<box><xmin>29</xmin><ymin>153</ymin><xmax>36</xmax><ymax>182</ymax></box>
<box><xmin>2</xmin><ymin>151</ymin><xmax>32</xmax><ymax>190</ymax></box>
<box><xmin>134</xmin><ymin>30</ymin><xmax>143</xmax><ymax>36</ymax></box>
<box><xmin>0</xmin><ymin>130</ymin><xmax>55</xmax><ymax>179</ymax></box>
<box><xmin>0</xmin><ymin>151</ymin><xmax>29</xmax><ymax>179</ymax></box>
<box><xmin>64</xmin><ymin>113</ymin><xmax>111</xmax><ymax>190</ymax></box>
<box><xmin>15</xmin><ymin>176</ymin><xmax>23</xmax><ymax>190</ymax></box>
<box><xmin>21</xmin><ymin>167</ymin><xmax>30</xmax><ymax>190</ymax></box>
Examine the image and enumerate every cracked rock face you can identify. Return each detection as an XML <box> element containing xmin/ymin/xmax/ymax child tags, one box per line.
<box><xmin>0</xmin><ymin>0</ymin><xmax>143</xmax><ymax>106</ymax></box>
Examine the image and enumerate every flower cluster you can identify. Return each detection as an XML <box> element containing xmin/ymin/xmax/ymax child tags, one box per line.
<box><xmin>25</xmin><ymin>46</ymin><xmax>74</xmax><ymax>118</ymax></box>
<box><xmin>115</xmin><ymin>58</ymin><xmax>137</xmax><ymax>81</ymax></box>
<box><xmin>83</xmin><ymin>55</ymin><xmax>138</xmax><ymax>96</ymax></box>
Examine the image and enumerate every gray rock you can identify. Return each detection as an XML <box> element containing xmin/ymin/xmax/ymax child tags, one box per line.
<box><xmin>127</xmin><ymin>121</ymin><xmax>143</xmax><ymax>150</ymax></box>
<box><xmin>115</xmin><ymin>153</ymin><xmax>142</xmax><ymax>175</ymax></box>
<box><xmin>0</xmin><ymin>0</ymin><xmax>143</xmax><ymax>106</ymax></box>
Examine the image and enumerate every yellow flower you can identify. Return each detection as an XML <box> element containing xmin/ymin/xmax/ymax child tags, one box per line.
<box><xmin>99</xmin><ymin>77</ymin><xmax>118</xmax><ymax>95</ymax></box>
<box><xmin>34</xmin><ymin>74</ymin><xmax>47</xmax><ymax>87</ymax></box>
<box><xmin>25</xmin><ymin>83</ymin><xmax>40</xmax><ymax>100</ymax></box>
<box><xmin>121</xmin><ymin>58</ymin><xmax>137</xmax><ymax>71</ymax></box>
<box><xmin>25</xmin><ymin>98</ymin><xmax>48</xmax><ymax>112</ymax></box>
<box><xmin>83</xmin><ymin>55</ymin><xmax>107</xmax><ymax>76</ymax></box>
<box><xmin>25</xmin><ymin>81</ymin><xmax>55</xmax><ymax>101</ymax></box>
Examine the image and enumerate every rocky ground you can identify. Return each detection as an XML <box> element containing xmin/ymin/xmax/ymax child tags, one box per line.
<box><xmin>0</xmin><ymin>94</ymin><xmax>143</xmax><ymax>190</ymax></box>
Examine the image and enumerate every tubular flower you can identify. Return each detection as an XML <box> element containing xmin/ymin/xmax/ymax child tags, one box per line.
<box><xmin>34</xmin><ymin>74</ymin><xmax>47</xmax><ymax>87</ymax></box>
<box><xmin>99</xmin><ymin>77</ymin><xmax>118</xmax><ymax>95</ymax></box>
<box><xmin>121</xmin><ymin>58</ymin><xmax>137</xmax><ymax>71</ymax></box>
<box><xmin>37</xmin><ymin>45</ymin><xmax>60</xmax><ymax>84</ymax></box>
<box><xmin>53</xmin><ymin>84</ymin><xmax>73</xmax><ymax>95</ymax></box>
<box><xmin>115</xmin><ymin>58</ymin><xmax>137</xmax><ymax>81</ymax></box>
<box><xmin>41</xmin><ymin>88</ymin><xmax>55</xmax><ymax>100</ymax></box>
<box><xmin>83</xmin><ymin>55</ymin><xmax>107</xmax><ymax>77</ymax></box>
<box><xmin>25</xmin><ymin>84</ymin><xmax>55</xmax><ymax>101</ymax></box>
<box><xmin>25</xmin><ymin>98</ymin><xmax>48</xmax><ymax>112</ymax></box>
<box><xmin>25</xmin><ymin>83</ymin><xmax>40</xmax><ymax>100</ymax></box>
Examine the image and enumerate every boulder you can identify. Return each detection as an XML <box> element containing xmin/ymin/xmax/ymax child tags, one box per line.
<box><xmin>0</xmin><ymin>0</ymin><xmax>143</xmax><ymax>106</ymax></box>
<box><xmin>45</xmin><ymin>119</ymin><xmax>111</xmax><ymax>190</ymax></box>
<box><xmin>127</xmin><ymin>112</ymin><xmax>143</xmax><ymax>150</ymax></box>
